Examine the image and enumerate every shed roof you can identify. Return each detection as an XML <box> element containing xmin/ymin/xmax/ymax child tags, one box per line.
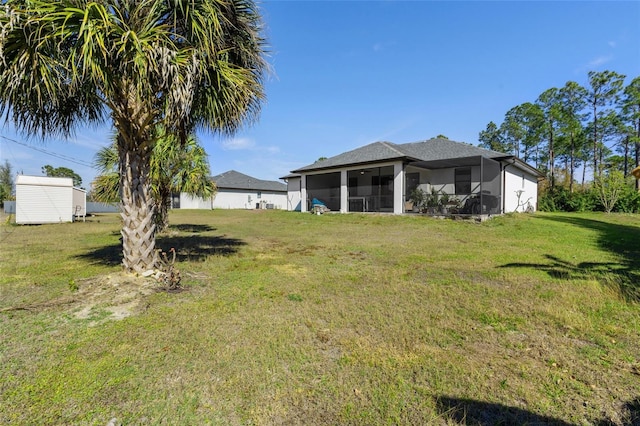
<box><xmin>16</xmin><ymin>175</ymin><xmax>74</xmax><ymax>187</ymax></box>
<box><xmin>212</xmin><ymin>170</ymin><xmax>287</xmax><ymax>192</ymax></box>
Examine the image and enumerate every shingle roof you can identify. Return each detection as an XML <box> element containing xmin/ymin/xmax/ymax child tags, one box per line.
<box><xmin>291</xmin><ymin>138</ymin><xmax>512</xmax><ymax>173</ymax></box>
<box><xmin>399</xmin><ymin>138</ymin><xmax>508</xmax><ymax>161</ymax></box>
<box><xmin>279</xmin><ymin>173</ymin><xmax>301</xmax><ymax>180</ymax></box>
<box><xmin>212</xmin><ymin>170</ymin><xmax>287</xmax><ymax>192</ymax></box>
<box><xmin>292</xmin><ymin>141</ymin><xmax>412</xmax><ymax>172</ymax></box>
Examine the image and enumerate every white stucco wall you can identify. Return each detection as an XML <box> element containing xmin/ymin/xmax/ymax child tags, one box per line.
<box><xmin>180</xmin><ymin>193</ymin><xmax>213</xmax><ymax>209</ymax></box>
<box><xmin>504</xmin><ymin>167</ymin><xmax>538</xmax><ymax>212</ymax></box>
<box><xmin>407</xmin><ymin>165</ymin><xmax>483</xmax><ymax>201</ymax></box>
<box><xmin>393</xmin><ymin>163</ymin><xmax>404</xmax><ymax>214</ymax></box>
<box><xmin>212</xmin><ymin>189</ymin><xmax>287</xmax><ymax>210</ymax></box>
<box><xmin>16</xmin><ymin>175</ymin><xmax>75</xmax><ymax>224</ymax></box>
<box><xmin>300</xmin><ymin>175</ymin><xmax>308</xmax><ymax>213</ymax></box>
<box><xmin>426</xmin><ymin>168</ymin><xmax>458</xmax><ymax>196</ymax></box>
<box><xmin>179</xmin><ymin>190</ymin><xmax>286</xmax><ymax>210</ymax></box>
<box><xmin>285</xmin><ymin>177</ymin><xmax>302</xmax><ymax>211</ymax></box>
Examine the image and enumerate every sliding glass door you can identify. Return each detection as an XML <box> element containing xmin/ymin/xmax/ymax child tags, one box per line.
<box><xmin>347</xmin><ymin>166</ymin><xmax>394</xmax><ymax>212</ymax></box>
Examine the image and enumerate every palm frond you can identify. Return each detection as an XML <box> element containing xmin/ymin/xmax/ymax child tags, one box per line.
<box><xmin>93</xmin><ymin>142</ymin><xmax>119</xmax><ymax>173</ymax></box>
<box><xmin>91</xmin><ymin>172</ymin><xmax>120</xmax><ymax>203</ymax></box>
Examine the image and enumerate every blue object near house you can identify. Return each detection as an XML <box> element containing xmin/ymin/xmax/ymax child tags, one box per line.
<box><xmin>311</xmin><ymin>198</ymin><xmax>326</xmax><ymax>207</ymax></box>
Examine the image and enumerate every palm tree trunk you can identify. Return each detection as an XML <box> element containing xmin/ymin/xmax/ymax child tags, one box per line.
<box><xmin>118</xmin><ymin>134</ymin><xmax>157</xmax><ymax>273</ymax></box>
<box><xmin>155</xmin><ymin>190</ymin><xmax>172</xmax><ymax>233</ymax></box>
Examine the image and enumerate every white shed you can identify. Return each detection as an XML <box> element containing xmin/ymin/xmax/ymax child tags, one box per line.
<box><xmin>16</xmin><ymin>175</ymin><xmax>86</xmax><ymax>224</ymax></box>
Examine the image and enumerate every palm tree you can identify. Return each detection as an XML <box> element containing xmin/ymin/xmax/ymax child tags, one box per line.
<box><xmin>0</xmin><ymin>0</ymin><xmax>266</xmax><ymax>273</ymax></box>
<box><xmin>92</xmin><ymin>139</ymin><xmax>121</xmax><ymax>204</ymax></box>
<box><xmin>93</xmin><ymin>129</ymin><xmax>216</xmax><ymax>232</ymax></box>
<box><xmin>151</xmin><ymin>130</ymin><xmax>216</xmax><ymax>232</ymax></box>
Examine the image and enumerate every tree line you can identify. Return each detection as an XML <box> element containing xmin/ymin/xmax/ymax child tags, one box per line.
<box><xmin>479</xmin><ymin>70</ymin><xmax>640</xmax><ymax>212</ymax></box>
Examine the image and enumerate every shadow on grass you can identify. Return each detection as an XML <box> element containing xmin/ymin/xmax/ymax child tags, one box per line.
<box><xmin>168</xmin><ymin>224</ymin><xmax>216</xmax><ymax>233</ymax></box>
<box><xmin>436</xmin><ymin>396</ymin><xmax>573</xmax><ymax>425</ymax></box>
<box><xmin>77</xmin><ymin>234</ymin><xmax>245</xmax><ymax>266</ymax></box>
<box><xmin>436</xmin><ymin>396</ymin><xmax>640</xmax><ymax>425</ymax></box>
<box><xmin>156</xmin><ymin>234</ymin><xmax>245</xmax><ymax>261</ymax></box>
<box><xmin>77</xmin><ymin>244</ymin><xmax>123</xmax><ymax>266</ymax></box>
<box><xmin>500</xmin><ymin>215</ymin><xmax>640</xmax><ymax>303</ymax></box>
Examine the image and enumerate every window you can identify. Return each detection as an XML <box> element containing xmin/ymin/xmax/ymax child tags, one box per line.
<box><xmin>257</xmin><ymin>191</ymin><xmax>262</xmax><ymax>199</ymax></box>
<box><xmin>455</xmin><ymin>168</ymin><xmax>471</xmax><ymax>195</ymax></box>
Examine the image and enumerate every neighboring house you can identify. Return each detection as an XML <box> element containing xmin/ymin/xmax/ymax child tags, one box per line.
<box><xmin>289</xmin><ymin>138</ymin><xmax>542</xmax><ymax>215</ymax></box>
<box><xmin>174</xmin><ymin>170</ymin><xmax>287</xmax><ymax>210</ymax></box>
<box><xmin>15</xmin><ymin>175</ymin><xmax>86</xmax><ymax>224</ymax></box>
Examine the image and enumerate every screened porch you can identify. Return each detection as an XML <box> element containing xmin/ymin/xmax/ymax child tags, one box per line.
<box><xmin>303</xmin><ymin>155</ymin><xmax>502</xmax><ymax>216</ymax></box>
<box><xmin>305</xmin><ymin>165</ymin><xmax>396</xmax><ymax>213</ymax></box>
<box><xmin>405</xmin><ymin>155</ymin><xmax>502</xmax><ymax>216</ymax></box>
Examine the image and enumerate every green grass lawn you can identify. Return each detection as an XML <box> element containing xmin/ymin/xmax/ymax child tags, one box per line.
<box><xmin>1</xmin><ymin>210</ymin><xmax>639</xmax><ymax>425</ymax></box>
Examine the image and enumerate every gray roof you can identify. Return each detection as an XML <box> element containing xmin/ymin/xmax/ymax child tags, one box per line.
<box><xmin>279</xmin><ymin>173</ymin><xmax>301</xmax><ymax>180</ymax></box>
<box><xmin>399</xmin><ymin>138</ymin><xmax>508</xmax><ymax>161</ymax></box>
<box><xmin>212</xmin><ymin>170</ymin><xmax>287</xmax><ymax>192</ymax></box>
<box><xmin>292</xmin><ymin>138</ymin><xmax>513</xmax><ymax>173</ymax></box>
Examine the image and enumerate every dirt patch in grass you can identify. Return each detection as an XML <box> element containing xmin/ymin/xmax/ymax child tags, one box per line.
<box><xmin>2</xmin><ymin>274</ymin><xmax>160</xmax><ymax>324</ymax></box>
<box><xmin>71</xmin><ymin>274</ymin><xmax>159</xmax><ymax>323</ymax></box>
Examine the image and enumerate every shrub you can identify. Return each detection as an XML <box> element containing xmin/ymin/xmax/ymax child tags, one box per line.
<box><xmin>539</xmin><ymin>186</ymin><xmax>597</xmax><ymax>212</ymax></box>
<box><xmin>594</xmin><ymin>171</ymin><xmax>626</xmax><ymax>213</ymax></box>
<box><xmin>612</xmin><ymin>181</ymin><xmax>640</xmax><ymax>213</ymax></box>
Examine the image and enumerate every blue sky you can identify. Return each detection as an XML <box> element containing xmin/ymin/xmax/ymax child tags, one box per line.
<box><xmin>1</xmin><ymin>1</ymin><xmax>639</xmax><ymax>188</ymax></box>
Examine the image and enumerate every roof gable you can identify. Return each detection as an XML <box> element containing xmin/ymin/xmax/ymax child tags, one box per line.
<box><xmin>293</xmin><ymin>141</ymin><xmax>416</xmax><ymax>172</ymax></box>
<box><xmin>397</xmin><ymin>138</ymin><xmax>508</xmax><ymax>161</ymax></box>
<box><xmin>212</xmin><ymin>170</ymin><xmax>287</xmax><ymax>192</ymax></box>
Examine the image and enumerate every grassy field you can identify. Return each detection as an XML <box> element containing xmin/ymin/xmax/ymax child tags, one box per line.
<box><xmin>1</xmin><ymin>210</ymin><xmax>639</xmax><ymax>425</ymax></box>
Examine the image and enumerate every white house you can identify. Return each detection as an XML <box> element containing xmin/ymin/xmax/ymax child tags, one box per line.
<box><xmin>174</xmin><ymin>170</ymin><xmax>288</xmax><ymax>210</ymax></box>
<box><xmin>15</xmin><ymin>175</ymin><xmax>86</xmax><ymax>224</ymax></box>
<box><xmin>288</xmin><ymin>138</ymin><xmax>543</xmax><ymax>215</ymax></box>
